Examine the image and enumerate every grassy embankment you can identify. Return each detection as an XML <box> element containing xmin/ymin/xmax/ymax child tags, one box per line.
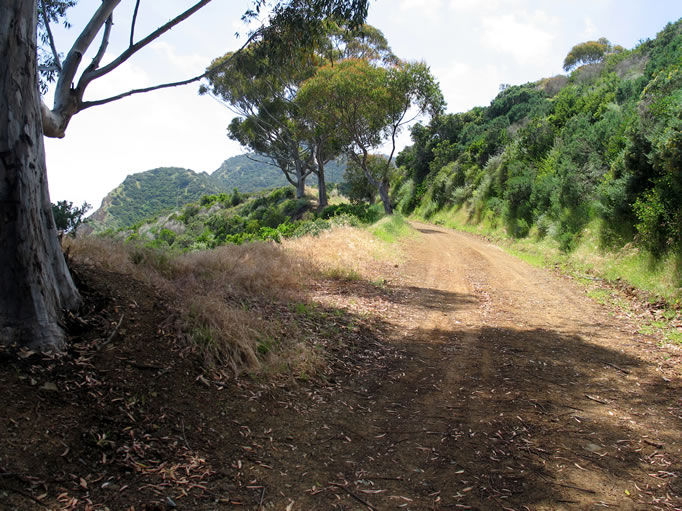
<box><xmin>67</xmin><ymin>208</ymin><xmax>416</xmax><ymax>379</ymax></box>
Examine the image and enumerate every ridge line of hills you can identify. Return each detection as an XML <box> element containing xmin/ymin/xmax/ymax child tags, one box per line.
<box><xmin>89</xmin><ymin>154</ymin><xmax>346</xmax><ymax>230</ymax></box>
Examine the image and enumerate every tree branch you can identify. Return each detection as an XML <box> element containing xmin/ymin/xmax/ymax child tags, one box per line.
<box><xmin>56</xmin><ymin>0</ymin><xmax>120</xmax><ymax>105</ymax></box>
<box><xmin>83</xmin><ymin>13</ymin><xmax>113</xmax><ymax>78</ymax></box>
<box><xmin>80</xmin><ymin>28</ymin><xmax>261</xmax><ymax>111</ymax></box>
<box><xmin>40</xmin><ymin>0</ymin><xmax>62</xmax><ymax>71</ymax></box>
<box><xmin>130</xmin><ymin>0</ymin><xmax>141</xmax><ymax>47</ymax></box>
<box><xmin>80</xmin><ymin>72</ymin><xmax>205</xmax><ymax>110</ymax></box>
<box><xmin>81</xmin><ymin>0</ymin><xmax>213</xmax><ymax>85</ymax></box>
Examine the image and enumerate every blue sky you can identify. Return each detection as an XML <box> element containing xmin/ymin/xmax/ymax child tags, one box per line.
<box><xmin>43</xmin><ymin>0</ymin><xmax>682</xmax><ymax>209</ymax></box>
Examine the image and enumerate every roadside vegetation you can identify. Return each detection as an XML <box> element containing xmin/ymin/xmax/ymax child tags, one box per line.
<box><xmin>98</xmin><ymin>186</ymin><xmax>379</xmax><ymax>249</ymax></box>
<box><xmin>67</xmin><ymin>190</ymin><xmax>415</xmax><ymax>378</ymax></box>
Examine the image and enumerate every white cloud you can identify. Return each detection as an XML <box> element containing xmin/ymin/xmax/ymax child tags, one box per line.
<box><xmin>399</xmin><ymin>0</ymin><xmax>444</xmax><ymax>19</ymax></box>
<box><xmin>435</xmin><ymin>61</ymin><xmax>503</xmax><ymax>113</ymax></box>
<box><xmin>149</xmin><ymin>40</ymin><xmax>211</xmax><ymax>77</ymax></box>
<box><xmin>580</xmin><ymin>17</ymin><xmax>599</xmax><ymax>40</ymax></box>
<box><xmin>481</xmin><ymin>11</ymin><xmax>557</xmax><ymax>64</ymax></box>
<box><xmin>447</xmin><ymin>0</ymin><xmax>501</xmax><ymax>12</ymax></box>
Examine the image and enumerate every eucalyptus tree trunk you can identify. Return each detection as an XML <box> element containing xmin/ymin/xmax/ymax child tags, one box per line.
<box><xmin>0</xmin><ymin>0</ymin><xmax>81</xmax><ymax>350</ymax></box>
<box><xmin>314</xmin><ymin>149</ymin><xmax>328</xmax><ymax>209</ymax></box>
<box><xmin>377</xmin><ymin>181</ymin><xmax>392</xmax><ymax>215</ymax></box>
<box><xmin>317</xmin><ymin>170</ymin><xmax>328</xmax><ymax>209</ymax></box>
<box><xmin>294</xmin><ymin>159</ymin><xmax>306</xmax><ymax>199</ymax></box>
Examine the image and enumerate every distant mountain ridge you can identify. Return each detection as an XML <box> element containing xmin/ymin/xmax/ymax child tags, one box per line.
<box><xmin>88</xmin><ymin>153</ymin><xmax>345</xmax><ymax>230</ymax></box>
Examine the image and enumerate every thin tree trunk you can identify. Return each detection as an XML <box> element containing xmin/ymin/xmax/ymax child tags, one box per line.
<box><xmin>317</xmin><ymin>171</ymin><xmax>328</xmax><ymax>208</ymax></box>
<box><xmin>290</xmin><ymin>158</ymin><xmax>304</xmax><ymax>199</ymax></box>
<box><xmin>377</xmin><ymin>181</ymin><xmax>392</xmax><ymax>215</ymax></box>
<box><xmin>0</xmin><ymin>0</ymin><xmax>81</xmax><ymax>349</ymax></box>
<box><xmin>316</xmin><ymin>157</ymin><xmax>328</xmax><ymax>209</ymax></box>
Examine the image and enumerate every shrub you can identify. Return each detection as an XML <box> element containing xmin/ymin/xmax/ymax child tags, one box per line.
<box><xmin>319</xmin><ymin>203</ymin><xmax>379</xmax><ymax>223</ymax></box>
<box><xmin>262</xmin><ymin>207</ymin><xmax>287</xmax><ymax>228</ymax></box>
<box><xmin>157</xmin><ymin>228</ymin><xmax>177</xmax><ymax>246</ymax></box>
<box><xmin>180</xmin><ymin>204</ymin><xmax>200</xmax><ymax>224</ymax></box>
<box><xmin>279</xmin><ymin>198</ymin><xmax>310</xmax><ymax>218</ymax></box>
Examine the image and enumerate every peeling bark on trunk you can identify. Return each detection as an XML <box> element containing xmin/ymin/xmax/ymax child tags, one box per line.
<box><xmin>0</xmin><ymin>0</ymin><xmax>81</xmax><ymax>349</ymax></box>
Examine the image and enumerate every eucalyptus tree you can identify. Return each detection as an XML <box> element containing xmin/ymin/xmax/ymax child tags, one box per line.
<box><xmin>203</xmin><ymin>22</ymin><xmax>395</xmax><ymax>208</ymax></box>
<box><xmin>563</xmin><ymin>38</ymin><xmax>624</xmax><ymax>72</ymax></box>
<box><xmin>0</xmin><ymin>0</ymin><xmax>369</xmax><ymax>350</ymax></box>
<box><xmin>297</xmin><ymin>58</ymin><xmax>444</xmax><ymax>214</ymax></box>
<box><xmin>204</xmin><ymin>41</ymin><xmax>319</xmax><ymax>200</ymax></box>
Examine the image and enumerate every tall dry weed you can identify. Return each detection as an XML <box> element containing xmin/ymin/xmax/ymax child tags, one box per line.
<box><xmin>66</xmin><ymin>225</ymin><xmax>400</xmax><ymax>378</ymax></box>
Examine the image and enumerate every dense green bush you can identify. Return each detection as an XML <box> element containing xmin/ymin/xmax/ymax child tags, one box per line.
<box><xmin>393</xmin><ymin>19</ymin><xmax>682</xmax><ymax>256</ymax></box>
<box><xmin>319</xmin><ymin>203</ymin><xmax>380</xmax><ymax>223</ymax></box>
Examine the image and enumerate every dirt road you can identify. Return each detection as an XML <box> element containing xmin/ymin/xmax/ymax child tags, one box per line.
<box><xmin>238</xmin><ymin>222</ymin><xmax>682</xmax><ymax>510</ymax></box>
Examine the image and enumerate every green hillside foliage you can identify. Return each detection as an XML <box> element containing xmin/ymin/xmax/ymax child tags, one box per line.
<box><xmin>394</xmin><ymin>20</ymin><xmax>682</xmax><ymax>263</ymax></box>
<box><xmin>211</xmin><ymin>157</ymin><xmax>290</xmax><ymax>192</ymax></box>
<box><xmin>106</xmin><ymin>187</ymin><xmax>381</xmax><ymax>252</ymax></box>
<box><xmin>212</xmin><ymin>154</ymin><xmax>346</xmax><ymax>192</ymax></box>
<box><xmin>100</xmin><ymin>167</ymin><xmax>224</xmax><ymax>230</ymax></box>
<box><xmin>90</xmin><ymin>154</ymin><xmax>346</xmax><ymax>231</ymax></box>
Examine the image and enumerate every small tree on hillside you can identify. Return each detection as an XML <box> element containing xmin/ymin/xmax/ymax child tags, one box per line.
<box><xmin>52</xmin><ymin>200</ymin><xmax>91</xmax><ymax>236</ymax></box>
<box><xmin>563</xmin><ymin>38</ymin><xmax>624</xmax><ymax>72</ymax></box>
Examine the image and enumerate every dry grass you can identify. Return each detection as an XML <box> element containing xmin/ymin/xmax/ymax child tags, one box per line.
<box><xmin>67</xmin><ymin>238</ymin><xmax>308</xmax><ymax>378</ymax></box>
<box><xmin>283</xmin><ymin>225</ymin><xmax>400</xmax><ymax>281</ymax></box>
<box><xmin>66</xmin><ymin>224</ymin><xmax>404</xmax><ymax>379</ymax></box>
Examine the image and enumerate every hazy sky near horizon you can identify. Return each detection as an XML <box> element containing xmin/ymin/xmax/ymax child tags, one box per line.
<box><xmin>43</xmin><ymin>0</ymin><xmax>681</xmax><ymax>209</ymax></box>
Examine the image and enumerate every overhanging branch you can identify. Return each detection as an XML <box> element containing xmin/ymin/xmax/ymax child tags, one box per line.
<box><xmin>84</xmin><ymin>13</ymin><xmax>113</xmax><ymax>77</ymax></box>
<box><xmin>80</xmin><ymin>28</ymin><xmax>261</xmax><ymax>111</ymax></box>
<box><xmin>130</xmin><ymin>0</ymin><xmax>141</xmax><ymax>47</ymax></box>
<box><xmin>80</xmin><ymin>73</ymin><xmax>205</xmax><ymax>110</ymax></box>
<box><xmin>80</xmin><ymin>0</ymin><xmax>213</xmax><ymax>85</ymax></box>
<box><xmin>56</xmin><ymin>0</ymin><xmax>120</xmax><ymax>105</ymax></box>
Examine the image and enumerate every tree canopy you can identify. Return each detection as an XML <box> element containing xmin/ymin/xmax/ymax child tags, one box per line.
<box><xmin>563</xmin><ymin>37</ymin><xmax>624</xmax><ymax>72</ymax></box>
<box><xmin>203</xmin><ymin>21</ymin><xmax>396</xmax><ymax>207</ymax></box>
<box><xmin>297</xmin><ymin>58</ymin><xmax>443</xmax><ymax>213</ymax></box>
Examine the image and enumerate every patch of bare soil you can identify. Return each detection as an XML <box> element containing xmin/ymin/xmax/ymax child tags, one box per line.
<box><xmin>2</xmin><ymin>223</ymin><xmax>681</xmax><ymax>510</ymax></box>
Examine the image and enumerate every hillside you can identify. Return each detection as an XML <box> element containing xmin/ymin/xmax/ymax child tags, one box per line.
<box><xmin>89</xmin><ymin>154</ymin><xmax>347</xmax><ymax>231</ymax></box>
<box><xmin>394</xmin><ymin>19</ymin><xmax>682</xmax><ymax>261</ymax></box>
<box><xmin>88</xmin><ymin>167</ymin><xmax>223</xmax><ymax>230</ymax></box>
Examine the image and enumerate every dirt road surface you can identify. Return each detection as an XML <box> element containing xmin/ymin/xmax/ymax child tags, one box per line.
<box><xmin>239</xmin><ymin>222</ymin><xmax>682</xmax><ymax>510</ymax></box>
